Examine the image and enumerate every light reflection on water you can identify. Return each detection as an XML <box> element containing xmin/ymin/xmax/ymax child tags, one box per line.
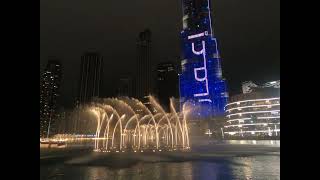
<box><xmin>229</xmin><ymin>156</ymin><xmax>280</xmax><ymax>179</ymax></box>
<box><xmin>226</xmin><ymin>140</ymin><xmax>280</xmax><ymax>146</ymax></box>
<box><xmin>40</xmin><ymin>155</ymin><xmax>279</xmax><ymax>180</ymax></box>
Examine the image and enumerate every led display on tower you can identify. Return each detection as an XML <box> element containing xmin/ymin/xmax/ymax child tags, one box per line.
<box><xmin>179</xmin><ymin>0</ymin><xmax>228</xmax><ymax>118</ymax></box>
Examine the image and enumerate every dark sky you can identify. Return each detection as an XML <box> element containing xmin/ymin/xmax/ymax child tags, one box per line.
<box><xmin>40</xmin><ymin>0</ymin><xmax>280</xmax><ymax>108</ymax></box>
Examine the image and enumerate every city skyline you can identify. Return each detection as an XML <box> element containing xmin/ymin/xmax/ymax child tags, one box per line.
<box><xmin>40</xmin><ymin>1</ymin><xmax>280</xmax><ymax>179</ymax></box>
<box><xmin>40</xmin><ymin>0</ymin><xmax>279</xmax><ymax>108</ymax></box>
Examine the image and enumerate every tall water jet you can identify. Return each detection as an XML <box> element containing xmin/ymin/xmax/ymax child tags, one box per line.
<box><xmin>86</xmin><ymin>96</ymin><xmax>191</xmax><ymax>152</ymax></box>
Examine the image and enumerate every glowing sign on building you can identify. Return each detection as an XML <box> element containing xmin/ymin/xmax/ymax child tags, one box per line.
<box><xmin>191</xmin><ymin>33</ymin><xmax>211</xmax><ymax>103</ymax></box>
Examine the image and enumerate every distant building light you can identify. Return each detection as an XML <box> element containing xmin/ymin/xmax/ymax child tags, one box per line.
<box><xmin>228</xmin><ymin>110</ymin><xmax>280</xmax><ymax>117</ymax></box>
<box><xmin>226</xmin><ymin>104</ymin><xmax>280</xmax><ymax>112</ymax></box>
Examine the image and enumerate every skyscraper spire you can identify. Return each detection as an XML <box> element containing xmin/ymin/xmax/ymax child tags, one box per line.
<box><xmin>181</xmin><ymin>0</ymin><xmax>214</xmax><ymax>36</ymax></box>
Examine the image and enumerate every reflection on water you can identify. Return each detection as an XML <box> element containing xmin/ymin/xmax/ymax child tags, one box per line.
<box><xmin>226</xmin><ymin>140</ymin><xmax>280</xmax><ymax>146</ymax></box>
<box><xmin>40</xmin><ymin>155</ymin><xmax>279</xmax><ymax>180</ymax></box>
<box><xmin>231</xmin><ymin>156</ymin><xmax>280</xmax><ymax>179</ymax></box>
<box><xmin>239</xmin><ymin>157</ymin><xmax>253</xmax><ymax>179</ymax></box>
<box><xmin>40</xmin><ymin>140</ymin><xmax>280</xmax><ymax>180</ymax></box>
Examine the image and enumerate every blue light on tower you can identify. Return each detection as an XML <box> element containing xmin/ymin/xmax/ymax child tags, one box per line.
<box><xmin>179</xmin><ymin>0</ymin><xmax>228</xmax><ymax>118</ymax></box>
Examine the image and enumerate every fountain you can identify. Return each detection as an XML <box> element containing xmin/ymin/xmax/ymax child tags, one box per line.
<box><xmin>85</xmin><ymin>96</ymin><xmax>190</xmax><ymax>152</ymax></box>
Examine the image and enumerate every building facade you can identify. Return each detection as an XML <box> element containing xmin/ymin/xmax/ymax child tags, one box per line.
<box><xmin>136</xmin><ymin>29</ymin><xmax>152</xmax><ymax>100</ymax></box>
<box><xmin>223</xmin><ymin>81</ymin><xmax>280</xmax><ymax>138</ymax></box>
<box><xmin>179</xmin><ymin>0</ymin><xmax>228</xmax><ymax>118</ymax></box>
<box><xmin>78</xmin><ymin>52</ymin><xmax>103</xmax><ymax>106</ymax></box>
<box><xmin>40</xmin><ymin>59</ymin><xmax>62</xmax><ymax>138</ymax></box>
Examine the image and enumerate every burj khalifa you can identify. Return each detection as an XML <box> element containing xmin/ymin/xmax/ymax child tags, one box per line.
<box><xmin>179</xmin><ymin>0</ymin><xmax>228</xmax><ymax>118</ymax></box>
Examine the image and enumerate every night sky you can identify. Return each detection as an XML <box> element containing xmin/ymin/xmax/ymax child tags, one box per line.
<box><xmin>40</xmin><ymin>0</ymin><xmax>280</xmax><ymax>108</ymax></box>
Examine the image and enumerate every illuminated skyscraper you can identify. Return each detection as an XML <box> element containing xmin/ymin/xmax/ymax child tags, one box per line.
<box><xmin>136</xmin><ymin>29</ymin><xmax>152</xmax><ymax>100</ymax></box>
<box><xmin>179</xmin><ymin>0</ymin><xmax>228</xmax><ymax>118</ymax></box>
<box><xmin>40</xmin><ymin>59</ymin><xmax>62</xmax><ymax>137</ymax></box>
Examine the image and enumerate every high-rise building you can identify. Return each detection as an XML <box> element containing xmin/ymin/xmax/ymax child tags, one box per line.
<box><xmin>179</xmin><ymin>0</ymin><xmax>228</xmax><ymax>118</ymax></box>
<box><xmin>40</xmin><ymin>59</ymin><xmax>62</xmax><ymax>138</ymax></box>
<box><xmin>136</xmin><ymin>29</ymin><xmax>152</xmax><ymax>100</ymax></box>
<box><xmin>117</xmin><ymin>76</ymin><xmax>134</xmax><ymax>97</ymax></box>
<box><xmin>156</xmin><ymin>62</ymin><xmax>179</xmax><ymax>111</ymax></box>
<box><xmin>78</xmin><ymin>52</ymin><xmax>103</xmax><ymax>105</ymax></box>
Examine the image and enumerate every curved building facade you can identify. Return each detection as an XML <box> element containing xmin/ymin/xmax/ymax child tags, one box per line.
<box><xmin>223</xmin><ymin>87</ymin><xmax>280</xmax><ymax>138</ymax></box>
